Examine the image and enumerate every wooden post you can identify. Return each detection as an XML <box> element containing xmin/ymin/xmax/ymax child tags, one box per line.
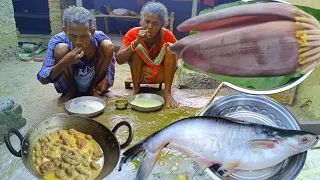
<box><xmin>90</xmin><ymin>9</ymin><xmax>97</xmax><ymax>29</ymax></box>
<box><xmin>169</xmin><ymin>12</ymin><xmax>175</xmax><ymax>33</ymax></box>
<box><xmin>104</xmin><ymin>17</ymin><xmax>109</xmax><ymax>33</ymax></box>
<box><xmin>191</xmin><ymin>0</ymin><xmax>198</xmax><ymax>17</ymax></box>
<box><xmin>76</xmin><ymin>0</ymin><xmax>83</xmax><ymax>7</ymax></box>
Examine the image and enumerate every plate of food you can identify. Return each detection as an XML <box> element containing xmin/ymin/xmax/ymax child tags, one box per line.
<box><xmin>65</xmin><ymin>96</ymin><xmax>106</xmax><ymax>117</ymax></box>
<box><xmin>127</xmin><ymin>93</ymin><xmax>165</xmax><ymax>112</ymax></box>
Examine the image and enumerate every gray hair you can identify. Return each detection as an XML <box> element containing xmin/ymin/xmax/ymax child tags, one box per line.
<box><xmin>140</xmin><ymin>2</ymin><xmax>169</xmax><ymax>28</ymax></box>
<box><xmin>63</xmin><ymin>6</ymin><xmax>94</xmax><ymax>29</ymax></box>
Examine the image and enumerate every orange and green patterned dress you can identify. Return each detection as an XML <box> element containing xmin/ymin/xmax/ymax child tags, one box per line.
<box><xmin>123</xmin><ymin>27</ymin><xmax>178</xmax><ymax>83</ymax></box>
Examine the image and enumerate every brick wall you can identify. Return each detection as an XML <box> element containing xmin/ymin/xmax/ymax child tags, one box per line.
<box><xmin>48</xmin><ymin>0</ymin><xmax>76</xmax><ymax>35</ymax></box>
<box><xmin>49</xmin><ymin>0</ymin><xmax>62</xmax><ymax>35</ymax></box>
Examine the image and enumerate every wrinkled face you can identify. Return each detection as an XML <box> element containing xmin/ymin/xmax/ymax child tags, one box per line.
<box><xmin>63</xmin><ymin>22</ymin><xmax>95</xmax><ymax>50</ymax></box>
<box><xmin>283</xmin><ymin>134</ymin><xmax>318</xmax><ymax>152</ymax></box>
<box><xmin>141</xmin><ymin>13</ymin><xmax>162</xmax><ymax>39</ymax></box>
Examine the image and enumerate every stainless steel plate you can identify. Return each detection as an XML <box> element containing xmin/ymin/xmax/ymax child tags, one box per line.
<box><xmin>199</xmin><ymin>93</ymin><xmax>307</xmax><ymax>180</ymax></box>
<box><xmin>128</xmin><ymin>93</ymin><xmax>165</xmax><ymax>112</ymax></box>
<box><xmin>65</xmin><ymin>96</ymin><xmax>106</xmax><ymax>117</ymax></box>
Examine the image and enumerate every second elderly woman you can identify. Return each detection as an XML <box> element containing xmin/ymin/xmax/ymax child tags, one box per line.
<box><xmin>116</xmin><ymin>2</ymin><xmax>179</xmax><ymax>109</ymax></box>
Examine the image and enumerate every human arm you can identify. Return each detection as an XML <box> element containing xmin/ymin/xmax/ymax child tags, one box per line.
<box><xmin>48</xmin><ymin>47</ymin><xmax>83</xmax><ymax>81</ymax></box>
<box><xmin>95</xmin><ymin>40</ymin><xmax>115</xmax><ymax>95</ymax></box>
<box><xmin>116</xmin><ymin>28</ymin><xmax>149</xmax><ymax>64</ymax></box>
<box><xmin>37</xmin><ymin>35</ymin><xmax>83</xmax><ymax>84</ymax></box>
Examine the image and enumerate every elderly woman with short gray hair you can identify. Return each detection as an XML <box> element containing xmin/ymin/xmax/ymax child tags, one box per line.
<box><xmin>116</xmin><ymin>2</ymin><xmax>179</xmax><ymax>109</ymax></box>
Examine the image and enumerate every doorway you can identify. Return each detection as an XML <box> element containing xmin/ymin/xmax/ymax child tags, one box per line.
<box><xmin>12</xmin><ymin>0</ymin><xmax>51</xmax><ymax>34</ymax></box>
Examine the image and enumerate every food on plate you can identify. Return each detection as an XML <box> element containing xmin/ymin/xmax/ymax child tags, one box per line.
<box><xmin>130</xmin><ymin>98</ymin><xmax>162</xmax><ymax>108</ymax></box>
<box><xmin>68</xmin><ymin>100</ymin><xmax>104</xmax><ymax>114</ymax></box>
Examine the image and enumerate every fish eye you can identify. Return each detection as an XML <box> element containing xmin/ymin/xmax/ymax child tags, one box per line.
<box><xmin>302</xmin><ymin>136</ymin><xmax>308</xmax><ymax>142</ymax></box>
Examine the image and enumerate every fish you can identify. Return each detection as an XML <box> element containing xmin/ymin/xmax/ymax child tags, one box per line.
<box><xmin>118</xmin><ymin>116</ymin><xmax>319</xmax><ymax>180</ymax></box>
<box><xmin>169</xmin><ymin>3</ymin><xmax>320</xmax><ymax>77</ymax></box>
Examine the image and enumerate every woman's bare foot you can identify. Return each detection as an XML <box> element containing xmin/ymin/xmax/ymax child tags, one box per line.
<box><xmin>164</xmin><ymin>92</ymin><xmax>179</xmax><ymax>109</ymax></box>
<box><xmin>132</xmin><ymin>87</ymin><xmax>140</xmax><ymax>95</ymax></box>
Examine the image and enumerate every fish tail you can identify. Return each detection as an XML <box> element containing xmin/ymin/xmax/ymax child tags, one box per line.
<box><xmin>135</xmin><ymin>148</ymin><xmax>162</xmax><ymax>180</ymax></box>
<box><xmin>118</xmin><ymin>141</ymin><xmax>147</xmax><ymax>171</ymax></box>
<box><xmin>119</xmin><ymin>139</ymin><xmax>164</xmax><ymax>180</ymax></box>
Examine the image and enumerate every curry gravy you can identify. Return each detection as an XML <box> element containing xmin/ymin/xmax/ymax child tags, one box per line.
<box><xmin>32</xmin><ymin>129</ymin><xmax>104</xmax><ymax>180</ymax></box>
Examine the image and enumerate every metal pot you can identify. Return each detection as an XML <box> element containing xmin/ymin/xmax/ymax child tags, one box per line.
<box><xmin>199</xmin><ymin>94</ymin><xmax>307</xmax><ymax>180</ymax></box>
<box><xmin>22</xmin><ymin>43</ymin><xmax>37</xmax><ymax>53</ymax></box>
<box><xmin>4</xmin><ymin>113</ymin><xmax>134</xmax><ymax>180</ymax></box>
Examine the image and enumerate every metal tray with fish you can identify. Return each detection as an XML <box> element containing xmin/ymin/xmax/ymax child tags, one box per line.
<box><xmin>199</xmin><ymin>93</ymin><xmax>307</xmax><ymax>180</ymax></box>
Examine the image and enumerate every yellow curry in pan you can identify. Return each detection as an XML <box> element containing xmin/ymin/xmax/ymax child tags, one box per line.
<box><xmin>32</xmin><ymin>129</ymin><xmax>104</xmax><ymax>180</ymax></box>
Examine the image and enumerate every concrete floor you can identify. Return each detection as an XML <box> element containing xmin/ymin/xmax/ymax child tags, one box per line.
<box><xmin>0</xmin><ymin>59</ymin><xmax>224</xmax><ymax>180</ymax></box>
<box><xmin>0</xmin><ymin>57</ymin><xmax>320</xmax><ymax>180</ymax></box>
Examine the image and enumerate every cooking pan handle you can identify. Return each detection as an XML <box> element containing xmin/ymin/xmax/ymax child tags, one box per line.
<box><xmin>4</xmin><ymin>128</ymin><xmax>23</xmax><ymax>157</ymax></box>
<box><xmin>112</xmin><ymin>121</ymin><xmax>134</xmax><ymax>149</ymax></box>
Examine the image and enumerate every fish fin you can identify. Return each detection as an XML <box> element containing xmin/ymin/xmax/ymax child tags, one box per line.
<box><xmin>167</xmin><ymin>143</ymin><xmax>216</xmax><ymax>175</ymax></box>
<box><xmin>216</xmin><ymin>160</ymin><xmax>241</xmax><ymax>177</ymax></box>
<box><xmin>191</xmin><ymin>157</ymin><xmax>217</xmax><ymax>175</ymax></box>
<box><xmin>119</xmin><ymin>139</ymin><xmax>164</xmax><ymax>180</ymax></box>
<box><xmin>135</xmin><ymin>147</ymin><xmax>162</xmax><ymax>180</ymax></box>
<box><xmin>118</xmin><ymin>142</ymin><xmax>147</xmax><ymax>171</ymax></box>
<box><xmin>248</xmin><ymin>139</ymin><xmax>280</xmax><ymax>149</ymax></box>
<box><xmin>192</xmin><ymin>161</ymin><xmax>203</xmax><ymax>175</ymax></box>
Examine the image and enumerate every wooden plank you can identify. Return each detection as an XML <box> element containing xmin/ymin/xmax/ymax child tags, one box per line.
<box><xmin>76</xmin><ymin>0</ymin><xmax>82</xmax><ymax>7</ymax></box>
<box><xmin>192</xmin><ymin>0</ymin><xmax>198</xmax><ymax>17</ymax></box>
<box><xmin>14</xmin><ymin>13</ymin><xmax>50</xmax><ymax>19</ymax></box>
<box><xmin>104</xmin><ymin>17</ymin><xmax>109</xmax><ymax>33</ymax></box>
<box><xmin>94</xmin><ymin>11</ymin><xmax>175</xmax><ymax>33</ymax></box>
<box><xmin>95</xmin><ymin>14</ymin><xmax>172</xmax><ymax>20</ymax></box>
<box><xmin>169</xmin><ymin>12</ymin><xmax>175</xmax><ymax>32</ymax></box>
<box><xmin>91</xmin><ymin>9</ymin><xmax>97</xmax><ymax>29</ymax></box>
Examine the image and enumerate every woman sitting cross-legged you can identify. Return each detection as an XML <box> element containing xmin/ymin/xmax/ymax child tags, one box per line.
<box><xmin>116</xmin><ymin>2</ymin><xmax>179</xmax><ymax>109</ymax></box>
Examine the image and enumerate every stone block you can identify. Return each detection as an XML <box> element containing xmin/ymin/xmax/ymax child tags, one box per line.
<box><xmin>0</xmin><ymin>98</ymin><xmax>26</xmax><ymax>145</ymax></box>
<box><xmin>267</xmin><ymin>87</ymin><xmax>297</xmax><ymax>105</ymax></box>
